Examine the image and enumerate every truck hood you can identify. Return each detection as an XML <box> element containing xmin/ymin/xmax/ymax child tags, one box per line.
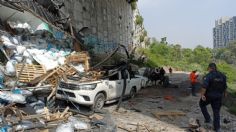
<box><xmin>61</xmin><ymin>79</ymin><xmax>104</xmax><ymax>85</ymax></box>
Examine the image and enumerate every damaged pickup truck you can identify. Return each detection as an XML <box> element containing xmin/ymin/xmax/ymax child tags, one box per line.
<box><xmin>56</xmin><ymin>69</ymin><xmax>142</xmax><ymax>110</ymax></box>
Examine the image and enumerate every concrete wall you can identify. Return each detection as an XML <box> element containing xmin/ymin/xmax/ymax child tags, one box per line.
<box><xmin>64</xmin><ymin>0</ymin><xmax>134</xmax><ymax>54</ymax></box>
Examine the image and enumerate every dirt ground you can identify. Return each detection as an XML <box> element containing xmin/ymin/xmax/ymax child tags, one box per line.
<box><xmin>104</xmin><ymin>72</ymin><xmax>236</xmax><ymax>132</ymax></box>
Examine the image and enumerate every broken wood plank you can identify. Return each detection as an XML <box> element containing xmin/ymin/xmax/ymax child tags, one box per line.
<box><xmin>89</xmin><ymin>114</ymin><xmax>104</xmax><ymax>120</ymax></box>
<box><xmin>59</xmin><ymin>107</ymin><xmax>70</xmax><ymax>118</ymax></box>
<box><xmin>5</xmin><ymin>111</ymin><xmax>71</xmax><ymax>123</ymax></box>
<box><xmin>136</xmin><ymin>123</ymin><xmax>140</xmax><ymax>132</ymax></box>
<box><xmin>0</xmin><ymin>47</ymin><xmax>10</xmax><ymax>61</ymax></box>
<box><xmin>118</xmin><ymin>126</ymin><xmax>133</xmax><ymax>132</ymax></box>
<box><xmin>144</xmin><ymin>124</ymin><xmax>151</xmax><ymax>132</ymax></box>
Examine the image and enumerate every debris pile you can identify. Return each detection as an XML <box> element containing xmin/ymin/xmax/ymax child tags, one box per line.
<box><xmin>0</xmin><ymin>5</ymin><xmax>109</xmax><ymax>131</ymax></box>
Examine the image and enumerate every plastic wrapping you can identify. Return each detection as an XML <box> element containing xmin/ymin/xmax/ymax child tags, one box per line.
<box><xmin>91</xmin><ymin>114</ymin><xmax>117</xmax><ymax>132</ymax></box>
<box><xmin>0</xmin><ymin>70</ymin><xmax>4</xmax><ymax>89</ymax></box>
<box><xmin>0</xmin><ymin>91</ymin><xmax>26</xmax><ymax>104</ymax></box>
<box><xmin>73</xmin><ymin>64</ymin><xmax>85</xmax><ymax>73</ymax></box>
<box><xmin>16</xmin><ymin>46</ymin><xmax>26</xmax><ymax>55</ymax></box>
<box><xmin>12</xmin><ymin>88</ymin><xmax>33</xmax><ymax>96</ymax></box>
<box><xmin>15</xmin><ymin>120</ymin><xmax>45</xmax><ymax>131</ymax></box>
<box><xmin>1</xmin><ymin>35</ymin><xmax>17</xmax><ymax>49</ymax></box>
<box><xmin>29</xmin><ymin>100</ymin><xmax>45</xmax><ymax>107</ymax></box>
<box><xmin>5</xmin><ymin>60</ymin><xmax>17</xmax><ymax>76</ymax></box>
<box><xmin>68</xmin><ymin>116</ymin><xmax>88</xmax><ymax>130</ymax></box>
<box><xmin>30</xmin><ymin>100</ymin><xmax>45</xmax><ymax>114</ymax></box>
<box><xmin>12</xmin><ymin>54</ymin><xmax>23</xmax><ymax>62</ymax></box>
<box><xmin>8</xmin><ymin>21</ymin><xmax>31</xmax><ymax>30</ymax></box>
<box><xmin>15</xmin><ymin>120</ymin><xmax>34</xmax><ymax>131</ymax></box>
<box><xmin>56</xmin><ymin>122</ymin><xmax>74</xmax><ymax>132</ymax></box>
<box><xmin>0</xmin><ymin>125</ymin><xmax>12</xmax><ymax>132</ymax></box>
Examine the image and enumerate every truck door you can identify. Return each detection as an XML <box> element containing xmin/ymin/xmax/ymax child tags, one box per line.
<box><xmin>118</xmin><ymin>70</ymin><xmax>131</xmax><ymax>97</ymax></box>
<box><xmin>108</xmin><ymin>72</ymin><xmax>122</xmax><ymax>99</ymax></box>
<box><xmin>125</xmin><ymin>70</ymin><xmax>131</xmax><ymax>95</ymax></box>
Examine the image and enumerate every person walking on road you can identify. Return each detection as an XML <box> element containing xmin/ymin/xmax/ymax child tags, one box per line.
<box><xmin>189</xmin><ymin>70</ymin><xmax>198</xmax><ymax>96</ymax></box>
<box><xmin>199</xmin><ymin>63</ymin><xmax>227</xmax><ymax>132</ymax></box>
<box><xmin>169</xmin><ymin>67</ymin><xmax>173</xmax><ymax>74</ymax></box>
<box><xmin>159</xmin><ymin>67</ymin><xmax>166</xmax><ymax>85</ymax></box>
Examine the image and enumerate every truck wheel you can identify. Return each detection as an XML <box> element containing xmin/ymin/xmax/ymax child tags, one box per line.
<box><xmin>93</xmin><ymin>93</ymin><xmax>105</xmax><ymax>110</ymax></box>
<box><xmin>130</xmin><ymin>88</ymin><xmax>136</xmax><ymax>98</ymax></box>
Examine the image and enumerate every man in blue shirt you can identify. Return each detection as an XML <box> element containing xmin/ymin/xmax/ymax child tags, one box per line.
<box><xmin>199</xmin><ymin>63</ymin><xmax>227</xmax><ymax>132</ymax></box>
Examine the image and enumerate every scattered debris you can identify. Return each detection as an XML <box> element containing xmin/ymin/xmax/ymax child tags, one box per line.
<box><xmin>89</xmin><ymin>113</ymin><xmax>104</xmax><ymax>120</ymax></box>
<box><xmin>188</xmin><ymin>118</ymin><xmax>200</xmax><ymax>129</ymax></box>
<box><xmin>223</xmin><ymin>118</ymin><xmax>231</xmax><ymax>124</ymax></box>
<box><xmin>130</xmin><ymin>108</ymin><xmax>142</xmax><ymax>113</ymax></box>
<box><xmin>164</xmin><ymin>95</ymin><xmax>175</xmax><ymax>101</ymax></box>
<box><xmin>152</xmin><ymin>111</ymin><xmax>186</xmax><ymax>119</ymax></box>
<box><xmin>0</xmin><ymin>2</ymin><xmax>113</xmax><ymax>131</ymax></box>
<box><xmin>0</xmin><ymin>2</ymin><xmax>235</xmax><ymax>132</ymax></box>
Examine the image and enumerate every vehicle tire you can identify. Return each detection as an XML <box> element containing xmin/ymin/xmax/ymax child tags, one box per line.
<box><xmin>129</xmin><ymin>87</ymin><xmax>136</xmax><ymax>99</ymax></box>
<box><xmin>93</xmin><ymin>93</ymin><xmax>105</xmax><ymax>110</ymax></box>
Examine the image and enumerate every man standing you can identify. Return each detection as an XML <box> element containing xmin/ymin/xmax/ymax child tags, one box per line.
<box><xmin>159</xmin><ymin>67</ymin><xmax>166</xmax><ymax>85</ymax></box>
<box><xmin>189</xmin><ymin>70</ymin><xmax>198</xmax><ymax>96</ymax></box>
<box><xmin>169</xmin><ymin>67</ymin><xmax>173</xmax><ymax>74</ymax></box>
<box><xmin>199</xmin><ymin>63</ymin><xmax>227</xmax><ymax>132</ymax></box>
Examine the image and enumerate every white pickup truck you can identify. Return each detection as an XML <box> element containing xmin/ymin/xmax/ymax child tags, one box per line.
<box><xmin>56</xmin><ymin>70</ymin><xmax>142</xmax><ymax>110</ymax></box>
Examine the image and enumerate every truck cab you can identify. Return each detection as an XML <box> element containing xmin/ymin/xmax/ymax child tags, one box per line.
<box><xmin>56</xmin><ymin>69</ymin><xmax>142</xmax><ymax>110</ymax></box>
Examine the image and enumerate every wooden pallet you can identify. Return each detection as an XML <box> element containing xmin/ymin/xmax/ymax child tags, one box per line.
<box><xmin>33</xmin><ymin>64</ymin><xmax>76</xmax><ymax>87</ymax></box>
<box><xmin>16</xmin><ymin>64</ymin><xmax>46</xmax><ymax>83</ymax></box>
<box><xmin>66</xmin><ymin>52</ymin><xmax>90</xmax><ymax>71</ymax></box>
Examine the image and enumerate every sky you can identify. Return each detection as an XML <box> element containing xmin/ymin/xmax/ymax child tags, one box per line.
<box><xmin>137</xmin><ymin>0</ymin><xmax>236</xmax><ymax>49</ymax></box>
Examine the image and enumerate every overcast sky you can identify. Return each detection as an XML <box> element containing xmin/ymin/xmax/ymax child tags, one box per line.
<box><xmin>137</xmin><ymin>0</ymin><xmax>236</xmax><ymax>49</ymax></box>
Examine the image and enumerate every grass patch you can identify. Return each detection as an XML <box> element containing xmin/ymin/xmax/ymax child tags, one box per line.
<box><xmin>227</xmin><ymin>83</ymin><xmax>236</xmax><ymax>97</ymax></box>
<box><xmin>223</xmin><ymin>83</ymin><xmax>236</xmax><ymax>115</ymax></box>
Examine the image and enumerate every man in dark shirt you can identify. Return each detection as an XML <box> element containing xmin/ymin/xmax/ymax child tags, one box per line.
<box><xmin>199</xmin><ymin>63</ymin><xmax>227</xmax><ymax>132</ymax></box>
<box><xmin>159</xmin><ymin>67</ymin><xmax>166</xmax><ymax>85</ymax></box>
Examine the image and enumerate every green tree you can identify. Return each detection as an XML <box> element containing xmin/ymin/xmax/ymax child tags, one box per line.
<box><xmin>192</xmin><ymin>45</ymin><xmax>212</xmax><ymax>66</ymax></box>
<box><xmin>214</xmin><ymin>42</ymin><xmax>236</xmax><ymax>64</ymax></box>
<box><xmin>135</xmin><ymin>15</ymin><xmax>144</xmax><ymax>25</ymax></box>
<box><xmin>130</xmin><ymin>0</ymin><xmax>137</xmax><ymax>10</ymax></box>
<box><xmin>228</xmin><ymin>41</ymin><xmax>236</xmax><ymax>56</ymax></box>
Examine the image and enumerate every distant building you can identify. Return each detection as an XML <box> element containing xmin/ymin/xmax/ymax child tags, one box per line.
<box><xmin>213</xmin><ymin>16</ymin><xmax>236</xmax><ymax>48</ymax></box>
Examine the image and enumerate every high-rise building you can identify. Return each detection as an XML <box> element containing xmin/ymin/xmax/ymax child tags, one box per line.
<box><xmin>213</xmin><ymin>16</ymin><xmax>236</xmax><ymax>48</ymax></box>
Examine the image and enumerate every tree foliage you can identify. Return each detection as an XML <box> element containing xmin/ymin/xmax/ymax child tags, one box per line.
<box><xmin>129</xmin><ymin>0</ymin><xmax>137</xmax><ymax>10</ymax></box>
<box><xmin>140</xmin><ymin>35</ymin><xmax>145</xmax><ymax>42</ymax></box>
<box><xmin>214</xmin><ymin>41</ymin><xmax>236</xmax><ymax>64</ymax></box>
<box><xmin>135</xmin><ymin>15</ymin><xmax>143</xmax><ymax>25</ymax></box>
<box><xmin>141</xmin><ymin>41</ymin><xmax>236</xmax><ymax>84</ymax></box>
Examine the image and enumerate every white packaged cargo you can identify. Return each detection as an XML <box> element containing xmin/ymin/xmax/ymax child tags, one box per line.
<box><xmin>0</xmin><ymin>70</ymin><xmax>4</xmax><ymax>89</ymax></box>
<box><xmin>68</xmin><ymin>116</ymin><xmax>88</xmax><ymax>130</ymax></box>
<box><xmin>56</xmin><ymin>123</ymin><xmax>74</xmax><ymax>132</ymax></box>
<box><xmin>0</xmin><ymin>91</ymin><xmax>26</xmax><ymax>104</ymax></box>
<box><xmin>16</xmin><ymin>46</ymin><xmax>26</xmax><ymax>55</ymax></box>
<box><xmin>1</xmin><ymin>35</ymin><xmax>17</xmax><ymax>49</ymax></box>
<box><xmin>5</xmin><ymin>60</ymin><xmax>17</xmax><ymax>76</ymax></box>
